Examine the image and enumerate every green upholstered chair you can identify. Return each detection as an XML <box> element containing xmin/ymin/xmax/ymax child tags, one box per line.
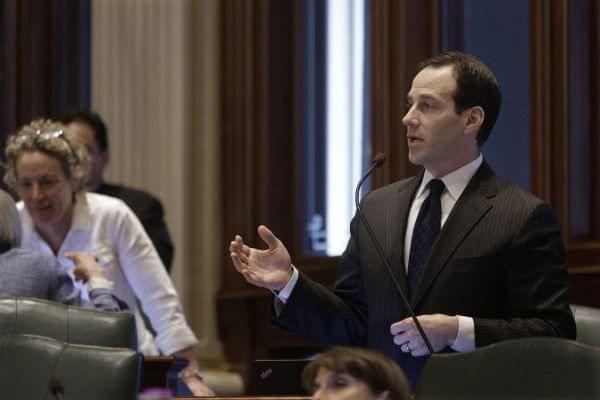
<box><xmin>0</xmin><ymin>334</ymin><xmax>142</xmax><ymax>400</ymax></box>
<box><xmin>0</xmin><ymin>297</ymin><xmax>136</xmax><ymax>349</ymax></box>
<box><xmin>570</xmin><ymin>303</ymin><xmax>600</xmax><ymax>347</ymax></box>
<box><xmin>415</xmin><ymin>337</ymin><xmax>600</xmax><ymax>400</ymax></box>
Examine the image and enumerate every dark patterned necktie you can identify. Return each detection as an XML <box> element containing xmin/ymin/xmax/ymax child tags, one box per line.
<box><xmin>408</xmin><ymin>179</ymin><xmax>445</xmax><ymax>298</ymax></box>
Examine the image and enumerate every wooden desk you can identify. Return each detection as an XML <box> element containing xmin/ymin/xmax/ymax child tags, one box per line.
<box><xmin>175</xmin><ymin>397</ymin><xmax>310</xmax><ymax>399</ymax></box>
<box><xmin>145</xmin><ymin>357</ymin><xmax>310</xmax><ymax>398</ymax></box>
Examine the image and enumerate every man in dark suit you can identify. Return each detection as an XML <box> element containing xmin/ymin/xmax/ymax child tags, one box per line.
<box><xmin>61</xmin><ymin>110</ymin><xmax>174</xmax><ymax>271</ymax></box>
<box><xmin>229</xmin><ymin>51</ymin><xmax>575</xmax><ymax>388</ymax></box>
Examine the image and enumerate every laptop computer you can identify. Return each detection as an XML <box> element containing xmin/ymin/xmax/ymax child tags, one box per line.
<box><xmin>249</xmin><ymin>359</ymin><xmax>311</xmax><ymax>395</ymax></box>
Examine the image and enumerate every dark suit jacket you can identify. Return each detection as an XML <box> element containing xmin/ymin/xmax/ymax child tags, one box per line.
<box><xmin>272</xmin><ymin>161</ymin><xmax>575</xmax><ymax>389</ymax></box>
<box><xmin>95</xmin><ymin>182</ymin><xmax>174</xmax><ymax>271</ymax></box>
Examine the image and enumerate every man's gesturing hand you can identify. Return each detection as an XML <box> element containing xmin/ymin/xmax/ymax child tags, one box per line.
<box><xmin>230</xmin><ymin>225</ymin><xmax>293</xmax><ymax>291</ymax></box>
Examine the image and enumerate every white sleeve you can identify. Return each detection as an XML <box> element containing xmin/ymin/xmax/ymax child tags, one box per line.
<box><xmin>272</xmin><ymin>265</ymin><xmax>299</xmax><ymax>304</ymax></box>
<box><xmin>450</xmin><ymin>315</ymin><xmax>476</xmax><ymax>352</ymax></box>
<box><xmin>113</xmin><ymin>203</ymin><xmax>198</xmax><ymax>355</ymax></box>
<box><xmin>271</xmin><ymin>266</ymin><xmax>299</xmax><ymax>316</ymax></box>
<box><xmin>87</xmin><ymin>276</ymin><xmax>114</xmax><ymax>291</ymax></box>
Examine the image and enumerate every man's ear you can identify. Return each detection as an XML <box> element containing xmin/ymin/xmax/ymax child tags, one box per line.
<box><xmin>464</xmin><ymin>106</ymin><xmax>484</xmax><ymax>136</ymax></box>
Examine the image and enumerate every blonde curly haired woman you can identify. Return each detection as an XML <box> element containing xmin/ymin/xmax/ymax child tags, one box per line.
<box><xmin>4</xmin><ymin>119</ymin><xmax>213</xmax><ymax>396</ymax></box>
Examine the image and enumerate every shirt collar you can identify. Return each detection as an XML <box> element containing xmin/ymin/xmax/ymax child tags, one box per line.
<box><xmin>70</xmin><ymin>191</ymin><xmax>94</xmax><ymax>231</ymax></box>
<box><xmin>416</xmin><ymin>154</ymin><xmax>484</xmax><ymax>201</ymax></box>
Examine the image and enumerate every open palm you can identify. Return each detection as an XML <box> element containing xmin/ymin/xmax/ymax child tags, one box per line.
<box><xmin>230</xmin><ymin>225</ymin><xmax>292</xmax><ymax>291</ymax></box>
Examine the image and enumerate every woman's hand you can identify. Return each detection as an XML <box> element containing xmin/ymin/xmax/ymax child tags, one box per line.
<box><xmin>173</xmin><ymin>347</ymin><xmax>215</xmax><ymax>396</ymax></box>
<box><xmin>65</xmin><ymin>251</ymin><xmax>105</xmax><ymax>283</ymax></box>
<box><xmin>181</xmin><ymin>374</ymin><xmax>215</xmax><ymax>397</ymax></box>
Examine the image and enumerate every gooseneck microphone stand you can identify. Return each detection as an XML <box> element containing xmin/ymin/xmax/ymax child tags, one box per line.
<box><xmin>354</xmin><ymin>153</ymin><xmax>434</xmax><ymax>355</ymax></box>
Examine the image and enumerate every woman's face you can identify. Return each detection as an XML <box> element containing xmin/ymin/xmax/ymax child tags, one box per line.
<box><xmin>311</xmin><ymin>367</ymin><xmax>388</xmax><ymax>400</ymax></box>
<box><xmin>16</xmin><ymin>151</ymin><xmax>77</xmax><ymax>228</ymax></box>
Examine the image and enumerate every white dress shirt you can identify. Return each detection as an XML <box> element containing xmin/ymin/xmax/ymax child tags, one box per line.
<box><xmin>278</xmin><ymin>154</ymin><xmax>484</xmax><ymax>352</ymax></box>
<box><xmin>18</xmin><ymin>192</ymin><xmax>198</xmax><ymax>356</ymax></box>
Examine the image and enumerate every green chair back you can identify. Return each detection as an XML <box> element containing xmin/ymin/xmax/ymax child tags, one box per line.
<box><xmin>415</xmin><ymin>337</ymin><xmax>600</xmax><ymax>399</ymax></box>
<box><xmin>0</xmin><ymin>297</ymin><xmax>136</xmax><ymax>349</ymax></box>
<box><xmin>0</xmin><ymin>333</ymin><xmax>142</xmax><ymax>400</ymax></box>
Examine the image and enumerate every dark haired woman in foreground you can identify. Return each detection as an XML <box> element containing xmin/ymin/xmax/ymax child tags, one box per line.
<box><xmin>302</xmin><ymin>347</ymin><xmax>412</xmax><ymax>400</ymax></box>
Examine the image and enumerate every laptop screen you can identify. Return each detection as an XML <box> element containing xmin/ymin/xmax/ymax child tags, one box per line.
<box><xmin>249</xmin><ymin>359</ymin><xmax>311</xmax><ymax>395</ymax></box>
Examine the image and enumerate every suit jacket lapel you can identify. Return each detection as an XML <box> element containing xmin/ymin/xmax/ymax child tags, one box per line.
<box><xmin>411</xmin><ymin>162</ymin><xmax>497</xmax><ymax>308</ymax></box>
<box><xmin>382</xmin><ymin>173</ymin><xmax>423</xmax><ymax>299</ymax></box>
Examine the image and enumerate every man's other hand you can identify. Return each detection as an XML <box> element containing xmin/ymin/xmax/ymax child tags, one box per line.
<box><xmin>390</xmin><ymin>314</ymin><xmax>459</xmax><ymax>356</ymax></box>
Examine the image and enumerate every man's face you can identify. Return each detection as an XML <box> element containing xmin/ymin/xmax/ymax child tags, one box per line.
<box><xmin>402</xmin><ymin>65</ymin><xmax>477</xmax><ymax>177</ymax></box>
<box><xmin>67</xmin><ymin>121</ymin><xmax>107</xmax><ymax>189</ymax></box>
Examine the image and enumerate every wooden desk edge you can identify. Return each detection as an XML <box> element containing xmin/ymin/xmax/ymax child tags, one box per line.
<box><xmin>175</xmin><ymin>397</ymin><xmax>310</xmax><ymax>399</ymax></box>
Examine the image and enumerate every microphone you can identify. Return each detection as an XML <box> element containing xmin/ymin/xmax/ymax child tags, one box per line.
<box><xmin>354</xmin><ymin>152</ymin><xmax>434</xmax><ymax>354</ymax></box>
<box><xmin>50</xmin><ymin>378</ymin><xmax>64</xmax><ymax>400</ymax></box>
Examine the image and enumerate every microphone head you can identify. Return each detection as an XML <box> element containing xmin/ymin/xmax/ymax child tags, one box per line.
<box><xmin>372</xmin><ymin>153</ymin><xmax>386</xmax><ymax>167</ymax></box>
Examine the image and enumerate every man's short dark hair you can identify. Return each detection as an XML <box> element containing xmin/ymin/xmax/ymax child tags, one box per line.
<box><xmin>60</xmin><ymin>109</ymin><xmax>109</xmax><ymax>152</ymax></box>
<box><xmin>418</xmin><ymin>51</ymin><xmax>502</xmax><ymax>146</ymax></box>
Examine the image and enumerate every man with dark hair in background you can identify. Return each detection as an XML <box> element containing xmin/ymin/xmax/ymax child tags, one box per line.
<box><xmin>229</xmin><ymin>51</ymin><xmax>575</xmax><ymax>389</ymax></box>
<box><xmin>61</xmin><ymin>110</ymin><xmax>174</xmax><ymax>271</ymax></box>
